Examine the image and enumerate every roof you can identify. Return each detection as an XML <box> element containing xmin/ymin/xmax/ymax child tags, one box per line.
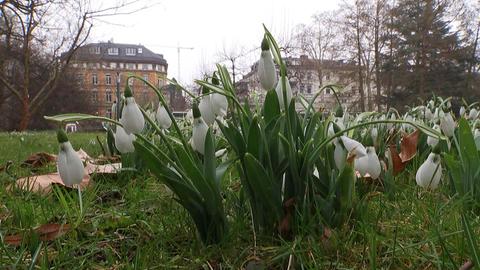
<box><xmin>70</xmin><ymin>42</ymin><xmax>168</xmax><ymax>66</ymax></box>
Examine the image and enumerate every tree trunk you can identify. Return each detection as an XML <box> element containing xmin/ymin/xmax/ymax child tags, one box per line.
<box><xmin>18</xmin><ymin>97</ymin><xmax>31</xmax><ymax>131</ymax></box>
<box><xmin>374</xmin><ymin>0</ymin><xmax>382</xmax><ymax>111</ymax></box>
<box><xmin>356</xmin><ymin>9</ymin><xmax>366</xmax><ymax>112</ymax></box>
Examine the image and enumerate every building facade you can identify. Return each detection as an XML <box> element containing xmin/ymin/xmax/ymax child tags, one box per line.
<box><xmin>236</xmin><ymin>55</ymin><xmax>362</xmax><ymax>112</ymax></box>
<box><xmin>69</xmin><ymin>42</ymin><xmax>171</xmax><ymax>117</ymax></box>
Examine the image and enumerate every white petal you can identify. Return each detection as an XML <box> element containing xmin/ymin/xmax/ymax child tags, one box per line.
<box><xmin>121</xmin><ymin>97</ymin><xmax>145</xmax><ymax>134</ymax></box>
<box><xmin>258</xmin><ymin>51</ymin><xmax>277</xmax><ymax>90</ymax></box>
<box><xmin>199</xmin><ymin>96</ymin><xmax>216</xmax><ymax>125</ymax></box>
<box><xmin>115</xmin><ymin>126</ymin><xmax>135</xmax><ymax>153</ymax></box>
<box><xmin>211</xmin><ymin>93</ymin><xmax>228</xmax><ymax>117</ymax></box>
<box><xmin>192</xmin><ymin>118</ymin><xmax>209</xmax><ymax>155</ymax></box>
<box><xmin>156</xmin><ymin>105</ymin><xmax>172</xmax><ymax>129</ymax></box>
<box><xmin>334</xmin><ymin>141</ymin><xmax>347</xmax><ymax>170</ymax></box>
<box><xmin>57</xmin><ymin>142</ymin><xmax>84</xmax><ymax>186</ymax></box>
<box><xmin>340</xmin><ymin>136</ymin><xmax>367</xmax><ymax>157</ymax></box>
<box><xmin>416</xmin><ymin>153</ymin><xmax>442</xmax><ymax>189</ymax></box>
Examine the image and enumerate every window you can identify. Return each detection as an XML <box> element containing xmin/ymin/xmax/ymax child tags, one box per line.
<box><xmin>299</xmin><ymin>83</ymin><xmax>305</xmax><ymax>93</ymax></box>
<box><xmin>142</xmin><ymin>64</ymin><xmax>152</xmax><ymax>70</ymax></box>
<box><xmin>108</xmin><ymin>47</ymin><xmax>119</xmax><ymax>55</ymax></box>
<box><xmin>89</xmin><ymin>47</ymin><xmax>100</xmax><ymax>54</ymax></box>
<box><xmin>106</xmin><ymin>108</ymin><xmax>112</xmax><ymax>118</ymax></box>
<box><xmin>143</xmin><ymin>74</ymin><xmax>148</xmax><ymax>85</ymax></box>
<box><xmin>110</xmin><ymin>62</ymin><xmax>117</xmax><ymax>69</ymax></box>
<box><xmin>105</xmin><ymin>74</ymin><xmax>112</xmax><ymax>85</ymax></box>
<box><xmin>325</xmin><ymin>73</ymin><xmax>331</xmax><ymax>80</ymax></box>
<box><xmin>143</xmin><ymin>89</ymin><xmax>148</xmax><ymax>101</ymax></box>
<box><xmin>138</xmin><ymin>48</ymin><xmax>143</xmax><ymax>54</ymax></box>
<box><xmin>307</xmin><ymin>84</ymin><xmax>312</xmax><ymax>94</ymax></box>
<box><xmin>119</xmin><ymin>63</ymin><xmax>124</xmax><ymax>69</ymax></box>
<box><xmin>326</xmin><ymin>88</ymin><xmax>331</xmax><ymax>94</ymax></box>
<box><xmin>157</xmin><ymin>78</ymin><xmax>164</xmax><ymax>87</ymax></box>
<box><xmin>125</xmin><ymin>48</ymin><xmax>136</xmax><ymax>56</ymax></box>
<box><xmin>126</xmin><ymin>63</ymin><xmax>135</xmax><ymax>70</ymax></box>
<box><xmin>92</xmin><ymin>74</ymin><xmax>98</xmax><ymax>85</ymax></box>
<box><xmin>92</xmin><ymin>89</ymin><xmax>98</xmax><ymax>103</ymax></box>
<box><xmin>106</xmin><ymin>89</ymin><xmax>112</xmax><ymax>103</ymax></box>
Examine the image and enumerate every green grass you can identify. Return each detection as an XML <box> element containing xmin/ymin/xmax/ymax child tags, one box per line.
<box><xmin>0</xmin><ymin>131</ymin><xmax>479</xmax><ymax>269</ymax></box>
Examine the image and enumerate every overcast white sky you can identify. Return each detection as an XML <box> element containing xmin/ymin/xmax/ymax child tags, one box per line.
<box><xmin>91</xmin><ymin>0</ymin><xmax>340</xmax><ymax>85</ymax></box>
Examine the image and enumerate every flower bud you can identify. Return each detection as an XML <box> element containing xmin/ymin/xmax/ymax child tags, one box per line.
<box><xmin>416</xmin><ymin>153</ymin><xmax>442</xmax><ymax>189</ymax></box>
<box><xmin>257</xmin><ymin>37</ymin><xmax>277</xmax><ymax>90</ymax></box>
<box><xmin>57</xmin><ymin>129</ymin><xmax>84</xmax><ymax>186</ymax></box>
<box><xmin>121</xmin><ymin>86</ymin><xmax>145</xmax><ymax>134</ymax></box>
<box><xmin>440</xmin><ymin>112</ymin><xmax>455</xmax><ymax>137</ymax></box>
<box><xmin>156</xmin><ymin>104</ymin><xmax>172</xmax><ymax>129</ymax></box>
<box><xmin>191</xmin><ymin>103</ymin><xmax>209</xmax><ymax>155</ymax></box>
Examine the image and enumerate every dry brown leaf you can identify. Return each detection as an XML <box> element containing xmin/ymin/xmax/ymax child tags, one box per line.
<box><xmin>14</xmin><ymin>172</ymin><xmax>90</xmax><ymax>193</ymax></box>
<box><xmin>4</xmin><ymin>223</ymin><xmax>71</xmax><ymax>246</ymax></box>
<box><xmin>85</xmin><ymin>162</ymin><xmax>121</xmax><ymax>175</ymax></box>
<box><xmin>21</xmin><ymin>152</ymin><xmax>56</xmax><ymax>168</ymax></box>
<box><xmin>389</xmin><ymin>144</ymin><xmax>406</xmax><ymax>175</ymax></box>
<box><xmin>399</xmin><ymin>129</ymin><xmax>420</xmax><ymax>162</ymax></box>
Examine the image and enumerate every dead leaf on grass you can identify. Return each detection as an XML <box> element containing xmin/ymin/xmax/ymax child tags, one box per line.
<box><xmin>399</xmin><ymin>129</ymin><xmax>420</xmax><ymax>162</ymax></box>
<box><xmin>13</xmin><ymin>173</ymin><xmax>90</xmax><ymax>193</ymax></box>
<box><xmin>389</xmin><ymin>144</ymin><xmax>406</xmax><ymax>175</ymax></box>
<box><xmin>21</xmin><ymin>152</ymin><xmax>56</xmax><ymax>168</ymax></box>
<box><xmin>4</xmin><ymin>223</ymin><xmax>71</xmax><ymax>246</ymax></box>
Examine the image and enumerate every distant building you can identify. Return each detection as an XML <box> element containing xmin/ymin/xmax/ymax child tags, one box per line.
<box><xmin>236</xmin><ymin>55</ymin><xmax>362</xmax><ymax>112</ymax></box>
<box><xmin>68</xmin><ymin>42</ymin><xmax>186</xmax><ymax>117</ymax></box>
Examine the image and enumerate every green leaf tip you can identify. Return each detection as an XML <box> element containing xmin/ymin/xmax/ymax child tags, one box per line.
<box><xmin>261</xmin><ymin>36</ymin><xmax>269</xmax><ymax>51</ymax></box>
<box><xmin>57</xmin><ymin>129</ymin><xmax>69</xmax><ymax>143</ymax></box>
<box><xmin>212</xmin><ymin>72</ymin><xmax>219</xmax><ymax>85</ymax></box>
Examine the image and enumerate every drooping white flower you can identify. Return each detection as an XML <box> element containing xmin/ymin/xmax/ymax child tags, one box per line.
<box><xmin>440</xmin><ymin>112</ymin><xmax>455</xmax><ymax>137</ymax></box>
<box><xmin>370</xmin><ymin>127</ymin><xmax>378</xmax><ymax>144</ymax></box>
<box><xmin>334</xmin><ymin>139</ymin><xmax>347</xmax><ymax>170</ymax></box>
<box><xmin>198</xmin><ymin>86</ymin><xmax>216</xmax><ymax>125</ymax></box>
<box><xmin>121</xmin><ymin>87</ymin><xmax>145</xmax><ymax>134</ymax></box>
<box><xmin>355</xmin><ymin>146</ymin><xmax>381</xmax><ymax>179</ymax></box>
<box><xmin>275</xmin><ymin>75</ymin><xmax>293</xmax><ymax>111</ymax></box>
<box><xmin>211</xmin><ymin>93</ymin><xmax>228</xmax><ymax>117</ymax></box>
<box><xmin>257</xmin><ymin>37</ymin><xmax>277</xmax><ymax>90</ymax></box>
<box><xmin>427</xmin><ymin>124</ymin><xmax>440</xmax><ymax>148</ymax></box>
<box><xmin>416</xmin><ymin>152</ymin><xmax>442</xmax><ymax>189</ymax></box>
<box><xmin>459</xmin><ymin>106</ymin><xmax>466</xmax><ymax>118</ymax></box>
<box><xmin>156</xmin><ymin>104</ymin><xmax>172</xmax><ymax>129</ymax></box>
<box><xmin>468</xmin><ymin>108</ymin><xmax>479</xmax><ymax>120</ymax></box>
<box><xmin>115</xmin><ymin>125</ymin><xmax>135</xmax><ymax>153</ymax></box>
<box><xmin>425</xmin><ymin>107</ymin><xmax>434</xmax><ymax>121</ymax></box>
<box><xmin>191</xmin><ymin>104</ymin><xmax>209</xmax><ymax>155</ymax></box>
<box><xmin>386</xmin><ymin>113</ymin><xmax>396</xmax><ymax>130</ymax></box>
<box><xmin>340</xmin><ymin>136</ymin><xmax>367</xmax><ymax>158</ymax></box>
<box><xmin>57</xmin><ymin>130</ymin><xmax>85</xmax><ymax>186</ymax></box>
<box><xmin>474</xmin><ymin>128</ymin><xmax>480</xmax><ymax>150</ymax></box>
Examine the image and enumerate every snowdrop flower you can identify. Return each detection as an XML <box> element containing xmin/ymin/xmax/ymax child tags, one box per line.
<box><xmin>459</xmin><ymin>106</ymin><xmax>466</xmax><ymax>118</ymax></box>
<box><xmin>426</xmin><ymin>124</ymin><xmax>440</xmax><ymax>148</ymax></box>
<box><xmin>416</xmin><ymin>152</ymin><xmax>442</xmax><ymax>189</ymax></box>
<box><xmin>57</xmin><ymin>130</ymin><xmax>84</xmax><ymax>186</ymax></box>
<box><xmin>210</xmin><ymin>74</ymin><xmax>228</xmax><ymax>118</ymax></box>
<box><xmin>340</xmin><ymin>136</ymin><xmax>367</xmax><ymax>158</ymax></box>
<box><xmin>275</xmin><ymin>71</ymin><xmax>293</xmax><ymax>111</ymax></box>
<box><xmin>191</xmin><ymin>103</ymin><xmax>209</xmax><ymax>155</ymax></box>
<box><xmin>425</xmin><ymin>107</ymin><xmax>434</xmax><ymax>121</ymax></box>
<box><xmin>474</xmin><ymin>129</ymin><xmax>480</xmax><ymax>150</ymax></box>
<box><xmin>115</xmin><ymin>125</ymin><xmax>135</xmax><ymax>153</ymax></box>
<box><xmin>386</xmin><ymin>113</ymin><xmax>396</xmax><ymax>130</ymax></box>
<box><xmin>469</xmin><ymin>108</ymin><xmax>479</xmax><ymax>120</ymax></box>
<box><xmin>370</xmin><ymin>127</ymin><xmax>378</xmax><ymax>144</ymax></box>
<box><xmin>121</xmin><ymin>86</ymin><xmax>145</xmax><ymax>134</ymax></box>
<box><xmin>198</xmin><ymin>86</ymin><xmax>216</xmax><ymax>125</ymax></box>
<box><xmin>156</xmin><ymin>104</ymin><xmax>172</xmax><ymax>129</ymax></box>
<box><xmin>257</xmin><ymin>37</ymin><xmax>277</xmax><ymax>91</ymax></box>
<box><xmin>334</xmin><ymin>139</ymin><xmax>347</xmax><ymax>170</ymax></box>
<box><xmin>440</xmin><ymin>111</ymin><xmax>455</xmax><ymax>137</ymax></box>
<box><xmin>355</xmin><ymin>146</ymin><xmax>381</xmax><ymax>179</ymax></box>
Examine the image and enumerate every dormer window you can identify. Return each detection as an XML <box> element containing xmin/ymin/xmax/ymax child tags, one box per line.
<box><xmin>125</xmin><ymin>48</ymin><xmax>136</xmax><ymax>56</ymax></box>
<box><xmin>138</xmin><ymin>48</ymin><xmax>143</xmax><ymax>54</ymax></box>
<box><xmin>89</xmin><ymin>47</ymin><xmax>100</xmax><ymax>54</ymax></box>
<box><xmin>108</xmin><ymin>47</ymin><xmax>119</xmax><ymax>55</ymax></box>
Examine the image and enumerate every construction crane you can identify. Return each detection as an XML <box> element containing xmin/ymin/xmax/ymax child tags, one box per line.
<box><xmin>147</xmin><ymin>43</ymin><xmax>194</xmax><ymax>82</ymax></box>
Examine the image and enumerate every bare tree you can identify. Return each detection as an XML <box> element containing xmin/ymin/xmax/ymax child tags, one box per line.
<box><xmin>0</xmin><ymin>0</ymin><xmax>148</xmax><ymax>130</ymax></box>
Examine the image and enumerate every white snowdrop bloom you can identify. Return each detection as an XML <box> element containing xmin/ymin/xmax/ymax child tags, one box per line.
<box><xmin>257</xmin><ymin>37</ymin><xmax>277</xmax><ymax>91</ymax></box>
<box><xmin>355</xmin><ymin>146</ymin><xmax>381</xmax><ymax>179</ymax></box>
<box><xmin>191</xmin><ymin>104</ymin><xmax>209</xmax><ymax>155</ymax></box>
<box><xmin>121</xmin><ymin>87</ymin><xmax>145</xmax><ymax>134</ymax></box>
<box><xmin>115</xmin><ymin>125</ymin><xmax>135</xmax><ymax>153</ymax></box>
<box><xmin>468</xmin><ymin>108</ymin><xmax>479</xmax><ymax>120</ymax></box>
<box><xmin>275</xmin><ymin>75</ymin><xmax>293</xmax><ymax>111</ymax></box>
<box><xmin>211</xmin><ymin>93</ymin><xmax>228</xmax><ymax>117</ymax></box>
<box><xmin>156</xmin><ymin>104</ymin><xmax>172</xmax><ymax>129</ymax></box>
<box><xmin>386</xmin><ymin>114</ymin><xmax>396</xmax><ymax>130</ymax></box>
<box><xmin>57</xmin><ymin>130</ymin><xmax>84</xmax><ymax>186</ymax></box>
<box><xmin>198</xmin><ymin>87</ymin><xmax>216</xmax><ymax>125</ymax></box>
<box><xmin>340</xmin><ymin>136</ymin><xmax>367</xmax><ymax>158</ymax></box>
<box><xmin>459</xmin><ymin>106</ymin><xmax>466</xmax><ymax>118</ymax></box>
<box><xmin>416</xmin><ymin>153</ymin><xmax>442</xmax><ymax>189</ymax></box>
<box><xmin>425</xmin><ymin>107</ymin><xmax>434</xmax><ymax>121</ymax></box>
<box><xmin>371</xmin><ymin>127</ymin><xmax>378</xmax><ymax>143</ymax></box>
<box><xmin>440</xmin><ymin>112</ymin><xmax>455</xmax><ymax>137</ymax></box>
<box><xmin>474</xmin><ymin>129</ymin><xmax>480</xmax><ymax>150</ymax></box>
<box><xmin>427</xmin><ymin>124</ymin><xmax>441</xmax><ymax>148</ymax></box>
<box><xmin>334</xmin><ymin>139</ymin><xmax>347</xmax><ymax>171</ymax></box>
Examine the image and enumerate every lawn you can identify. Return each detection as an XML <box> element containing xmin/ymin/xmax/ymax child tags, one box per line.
<box><xmin>0</xmin><ymin>130</ymin><xmax>478</xmax><ymax>269</ymax></box>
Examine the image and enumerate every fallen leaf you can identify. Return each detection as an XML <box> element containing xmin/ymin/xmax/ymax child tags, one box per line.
<box><xmin>76</xmin><ymin>148</ymin><xmax>92</xmax><ymax>162</ymax></box>
<box><xmin>13</xmin><ymin>172</ymin><xmax>90</xmax><ymax>193</ymax></box>
<box><xmin>21</xmin><ymin>152</ymin><xmax>56</xmax><ymax>168</ymax></box>
<box><xmin>389</xmin><ymin>144</ymin><xmax>406</xmax><ymax>175</ymax></box>
<box><xmin>399</xmin><ymin>129</ymin><xmax>420</xmax><ymax>162</ymax></box>
<box><xmin>85</xmin><ymin>162</ymin><xmax>121</xmax><ymax>175</ymax></box>
<box><xmin>4</xmin><ymin>223</ymin><xmax>71</xmax><ymax>246</ymax></box>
